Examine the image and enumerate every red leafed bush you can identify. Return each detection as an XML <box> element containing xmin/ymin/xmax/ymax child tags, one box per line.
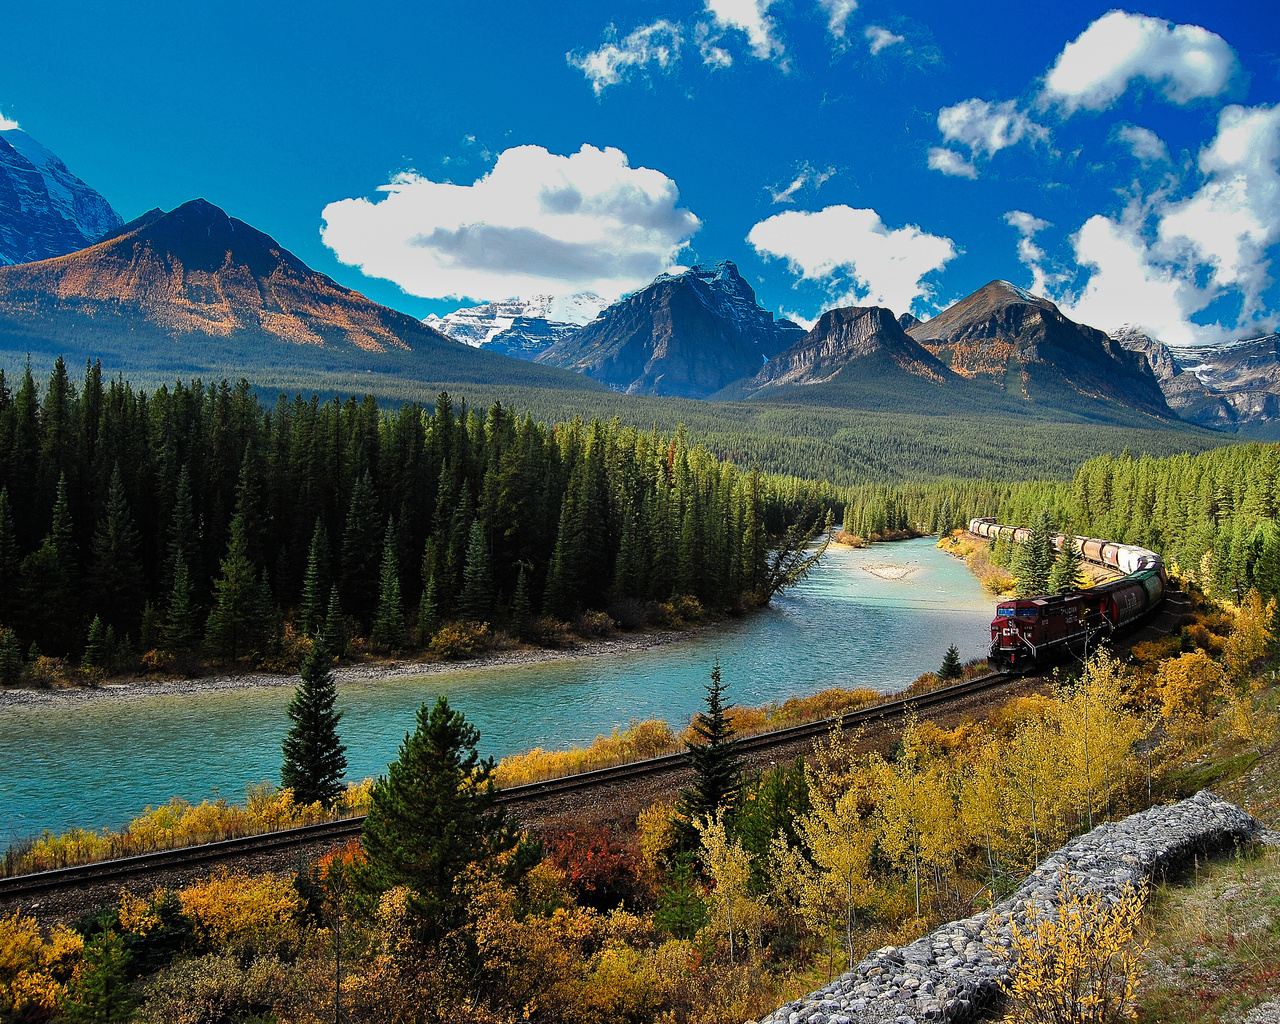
<box><xmin>546</xmin><ymin>823</ymin><xmax>641</xmax><ymax>912</ymax></box>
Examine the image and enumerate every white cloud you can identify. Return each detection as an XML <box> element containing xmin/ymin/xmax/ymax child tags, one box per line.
<box><xmin>747</xmin><ymin>205</ymin><xmax>957</xmax><ymax>316</ymax></box>
<box><xmin>819</xmin><ymin>0</ymin><xmax>858</xmax><ymax>39</ymax></box>
<box><xmin>694</xmin><ymin>22</ymin><xmax>734</xmax><ymax>67</ymax></box>
<box><xmin>769</xmin><ymin>162</ymin><xmax>836</xmax><ymax>203</ymax></box>
<box><xmin>864</xmin><ymin>25</ymin><xmax>904</xmax><ymax>55</ymax></box>
<box><xmin>704</xmin><ymin>0</ymin><xmax>784</xmax><ymax>61</ymax></box>
<box><xmin>1116</xmin><ymin>124</ymin><xmax>1170</xmax><ymax>164</ymax></box>
<box><xmin>1040</xmin><ymin>11</ymin><xmax>1239</xmax><ymax>115</ymax></box>
<box><xmin>1057</xmin><ymin>104</ymin><xmax>1280</xmax><ymax>344</ymax></box>
<box><xmin>567</xmin><ymin>20</ymin><xmax>683</xmax><ymax>95</ymax></box>
<box><xmin>937</xmin><ymin>98</ymin><xmax>1050</xmax><ymax>159</ymax></box>
<box><xmin>0</xmin><ymin>108</ymin><xmax>18</xmax><ymax>132</ymax></box>
<box><xmin>927</xmin><ymin>147</ymin><xmax>978</xmax><ymax>179</ymax></box>
<box><xmin>1003</xmin><ymin>210</ymin><xmax>1062</xmax><ymax>295</ymax></box>
<box><xmin>320</xmin><ymin>144</ymin><xmax>701</xmax><ymax>304</ymax></box>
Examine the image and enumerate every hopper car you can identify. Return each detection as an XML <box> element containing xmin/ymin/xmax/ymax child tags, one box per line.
<box><xmin>968</xmin><ymin>517</ymin><xmax>1166</xmax><ymax>670</ymax></box>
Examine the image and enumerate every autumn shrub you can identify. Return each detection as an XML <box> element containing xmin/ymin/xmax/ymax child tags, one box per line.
<box><xmin>988</xmin><ymin>876</ymin><xmax>1148</xmax><ymax>1024</ymax></box>
<box><xmin>547</xmin><ymin>824</ymin><xmax>642</xmax><ymax>911</ymax></box>
<box><xmin>572</xmin><ymin>610</ymin><xmax>616</xmax><ymax>638</ymax></box>
<box><xmin>0</xmin><ymin>911</ymin><xmax>83</xmax><ymax>1021</ymax></box>
<box><xmin>135</xmin><ymin>952</ymin><xmax>299</xmax><ymax>1024</ymax></box>
<box><xmin>429</xmin><ymin>621</ymin><xmax>491</xmax><ymax>659</ymax></box>
<box><xmin>23</xmin><ymin>655</ymin><xmax>74</xmax><ymax>688</ymax></box>
<box><xmin>178</xmin><ymin>871</ymin><xmax>302</xmax><ymax>955</ymax></box>
<box><xmin>1156</xmin><ymin>651</ymin><xmax>1224</xmax><ymax>741</ymax></box>
<box><xmin>636</xmin><ymin>800</ymin><xmax>682</xmax><ymax>892</ymax></box>
<box><xmin>494</xmin><ymin>720</ymin><xmax>679</xmax><ymax>787</ymax></box>
<box><xmin>139</xmin><ymin>649</ymin><xmax>177</xmax><ymax>674</ymax></box>
<box><xmin>522</xmin><ymin>616</ymin><xmax>575</xmax><ymax>648</ymax></box>
<box><xmin>258</xmin><ymin>621</ymin><xmax>313</xmax><ymax>673</ymax></box>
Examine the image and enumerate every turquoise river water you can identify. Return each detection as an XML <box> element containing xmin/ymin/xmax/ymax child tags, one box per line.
<box><xmin>0</xmin><ymin>538</ymin><xmax>995</xmax><ymax>846</ymax></box>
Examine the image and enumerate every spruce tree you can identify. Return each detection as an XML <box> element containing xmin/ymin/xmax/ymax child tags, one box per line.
<box><xmin>205</xmin><ymin>513</ymin><xmax>260</xmax><ymax>660</ymax></box>
<box><xmin>682</xmin><ymin>662</ymin><xmax>742</xmax><ymax>823</ymax></box>
<box><xmin>1012</xmin><ymin>511</ymin><xmax>1056</xmax><ymax>597</ymax></box>
<box><xmin>164</xmin><ymin>552</ymin><xmax>200</xmax><ymax>651</ymax></box>
<box><xmin>298</xmin><ymin>519</ymin><xmax>330</xmax><ymax>636</ymax></box>
<box><xmin>360</xmin><ymin>696</ymin><xmax>531</xmax><ymax>933</ymax></box>
<box><xmin>460</xmin><ymin>518</ymin><xmax>494</xmax><ymax>622</ymax></box>
<box><xmin>340</xmin><ymin>471</ymin><xmax>381</xmax><ymax>626</ymax></box>
<box><xmin>61</xmin><ymin>929</ymin><xmax>133</xmax><ymax>1023</ymax></box>
<box><xmin>939</xmin><ymin>644</ymin><xmax>963</xmax><ymax>680</ymax></box>
<box><xmin>371</xmin><ymin>519</ymin><xmax>405</xmax><ymax>649</ymax></box>
<box><xmin>418</xmin><ymin>572</ymin><xmax>440</xmax><ymax>645</ymax></box>
<box><xmin>323</xmin><ymin>585</ymin><xmax>348</xmax><ymax>656</ymax></box>
<box><xmin>89</xmin><ymin>464</ymin><xmax>144</xmax><ymax>635</ymax></box>
<box><xmin>511</xmin><ymin>565</ymin><xmax>533</xmax><ymax>640</ymax></box>
<box><xmin>164</xmin><ymin>465</ymin><xmax>200</xmax><ymax>595</ymax></box>
<box><xmin>0</xmin><ymin>489</ymin><xmax>18</xmax><ymax>626</ymax></box>
<box><xmin>1048</xmin><ymin>535</ymin><xmax>1086</xmax><ymax>594</ymax></box>
<box><xmin>281</xmin><ymin>639</ymin><xmax>348</xmax><ymax>807</ymax></box>
<box><xmin>0</xmin><ymin>626</ymin><xmax>22</xmax><ymax>686</ymax></box>
<box><xmin>83</xmin><ymin>616</ymin><xmax>107</xmax><ymax>670</ymax></box>
<box><xmin>49</xmin><ymin>473</ymin><xmax>76</xmax><ymax>616</ymax></box>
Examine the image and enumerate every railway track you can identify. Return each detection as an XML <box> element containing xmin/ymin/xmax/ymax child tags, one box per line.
<box><xmin>0</xmin><ymin>670</ymin><xmax>1023</xmax><ymax>901</ymax></box>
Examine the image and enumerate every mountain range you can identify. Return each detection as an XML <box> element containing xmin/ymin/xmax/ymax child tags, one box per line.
<box><xmin>424</xmin><ymin>293</ymin><xmax>606</xmax><ymax>359</ymax></box>
<box><xmin>0</xmin><ymin>128</ymin><xmax>121</xmax><ymax>265</ymax></box>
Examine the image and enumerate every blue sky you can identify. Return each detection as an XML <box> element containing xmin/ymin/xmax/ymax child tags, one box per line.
<box><xmin>2</xmin><ymin>1</ymin><xmax>1278</xmax><ymax>344</ymax></box>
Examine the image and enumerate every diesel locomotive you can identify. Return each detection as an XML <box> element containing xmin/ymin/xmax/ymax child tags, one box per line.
<box><xmin>968</xmin><ymin>517</ymin><xmax>1166</xmax><ymax>670</ymax></box>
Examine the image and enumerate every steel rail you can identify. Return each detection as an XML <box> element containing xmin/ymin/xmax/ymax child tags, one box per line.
<box><xmin>0</xmin><ymin>670</ymin><xmax>1022</xmax><ymax>900</ymax></box>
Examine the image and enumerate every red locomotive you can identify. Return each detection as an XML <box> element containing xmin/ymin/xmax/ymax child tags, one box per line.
<box><xmin>969</xmin><ymin>518</ymin><xmax>1166</xmax><ymax>670</ymax></box>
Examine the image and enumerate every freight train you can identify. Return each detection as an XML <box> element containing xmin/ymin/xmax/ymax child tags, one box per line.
<box><xmin>967</xmin><ymin>518</ymin><xmax>1166</xmax><ymax>670</ymax></box>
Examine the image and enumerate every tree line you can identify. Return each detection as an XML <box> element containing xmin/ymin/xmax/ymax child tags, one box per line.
<box><xmin>0</xmin><ymin>358</ymin><xmax>838</xmax><ymax>673</ymax></box>
<box><xmin>841</xmin><ymin>442</ymin><xmax>1280</xmax><ymax>602</ymax></box>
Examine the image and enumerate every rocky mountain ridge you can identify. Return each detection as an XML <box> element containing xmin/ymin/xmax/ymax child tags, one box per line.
<box><xmin>425</xmin><ymin>293</ymin><xmax>607</xmax><ymax>359</ymax></box>
<box><xmin>0</xmin><ymin>128</ymin><xmax>121</xmax><ymax>265</ymax></box>
<box><xmin>534</xmin><ymin>261</ymin><xmax>804</xmax><ymax>398</ymax></box>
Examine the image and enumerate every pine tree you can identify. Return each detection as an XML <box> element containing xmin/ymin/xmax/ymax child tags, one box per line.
<box><xmin>0</xmin><ymin>626</ymin><xmax>21</xmax><ymax>686</ymax></box>
<box><xmin>511</xmin><ymin>564</ymin><xmax>533</xmax><ymax>640</ymax></box>
<box><xmin>418</xmin><ymin>572</ymin><xmax>440</xmax><ymax>645</ymax></box>
<box><xmin>164</xmin><ymin>552</ymin><xmax>200</xmax><ymax>651</ymax></box>
<box><xmin>1048</xmin><ymin>536</ymin><xmax>1086</xmax><ymax>594</ymax></box>
<box><xmin>682</xmin><ymin>662</ymin><xmax>742</xmax><ymax>824</ymax></box>
<box><xmin>323</xmin><ymin>585</ymin><xmax>348</xmax><ymax>656</ymax></box>
<box><xmin>360</xmin><ymin>696</ymin><xmax>532</xmax><ymax>932</ymax></box>
<box><xmin>165</xmin><ymin>465</ymin><xmax>200</xmax><ymax>596</ymax></box>
<box><xmin>83</xmin><ymin>616</ymin><xmax>107</xmax><ymax>670</ymax></box>
<box><xmin>205</xmin><ymin>513</ymin><xmax>260</xmax><ymax>660</ymax></box>
<box><xmin>1013</xmin><ymin>511</ymin><xmax>1056</xmax><ymax>598</ymax></box>
<box><xmin>61</xmin><ymin>929</ymin><xmax>133</xmax><ymax>1023</ymax></box>
<box><xmin>298</xmin><ymin>519</ymin><xmax>330</xmax><ymax>636</ymax></box>
<box><xmin>939</xmin><ymin>644</ymin><xmax>963</xmax><ymax>680</ymax></box>
<box><xmin>460</xmin><ymin>518</ymin><xmax>494</xmax><ymax>622</ymax></box>
<box><xmin>89</xmin><ymin>464</ymin><xmax>144</xmax><ymax>635</ymax></box>
<box><xmin>281</xmin><ymin>639</ymin><xmax>348</xmax><ymax>807</ymax></box>
<box><xmin>48</xmin><ymin>473</ymin><xmax>76</xmax><ymax>616</ymax></box>
<box><xmin>371</xmin><ymin>519</ymin><xmax>405</xmax><ymax>649</ymax></box>
<box><xmin>340</xmin><ymin>471</ymin><xmax>381</xmax><ymax>626</ymax></box>
<box><xmin>0</xmin><ymin>489</ymin><xmax>18</xmax><ymax>626</ymax></box>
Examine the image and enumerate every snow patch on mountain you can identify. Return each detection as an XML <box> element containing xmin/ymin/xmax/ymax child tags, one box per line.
<box><xmin>0</xmin><ymin>128</ymin><xmax>121</xmax><ymax>264</ymax></box>
<box><xmin>426</xmin><ymin>293</ymin><xmax>607</xmax><ymax>359</ymax></box>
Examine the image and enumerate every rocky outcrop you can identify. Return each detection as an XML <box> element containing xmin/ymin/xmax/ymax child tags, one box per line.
<box><xmin>908</xmin><ymin>281</ymin><xmax>1171</xmax><ymax>416</ymax></box>
<box><xmin>756</xmin><ymin>791</ymin><xmax>1277</xmax><ymax>1024</ymax></box>
<box><xmin>535</xmin><ymin>261</ymin><xmax>803</xmax><ymax>398</ymax></box>
<box><xmin>746</xmin><ymin>306</ymin><xmax>950</xmax><ymax>391</ymax></box>
<box><xmin>0</xmin><ymin>129</ymin><xmax>121</xmax><ymax>265</ymax></box>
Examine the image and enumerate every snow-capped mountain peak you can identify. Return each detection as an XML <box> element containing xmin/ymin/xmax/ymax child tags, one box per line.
<box><xmin>425</xmin><ymin>292</ymin><xmax>607</xmax><ymax>358</ymax></box>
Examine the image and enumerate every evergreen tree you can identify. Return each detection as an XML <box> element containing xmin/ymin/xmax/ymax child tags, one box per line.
<box><xmin>340</xmin><ymin>471</ymin><xmax>381</xmax><ymax>626</ymax></box>
<box><xmin>0</xmin><ymin>626</ymin><xmax>21</xmax><ymax>686</ymax></box>
<box><xmin>281</xmin><ymin>639</ymin><xmax>348</xmax><ymax>807</ymax></box>
<box><xmin>89</xmin><ymin>464</ymin><xmax>144</xmax><ymax>636</ymax></box>
<box><xmin>205</xmin><ymin>513</ymin><xmax>261</xmax><ymax>660</ymax></box>
<box><xmin>83</xmin><ymin>616</ymin><xmax>107</xmax><ymax>670</ymax></box>
<box><xmin>1048</xmin><ymin>535</ymin><xmax>1087</xmax><ymax>594</ymax></box>
<box><xmin>0</xmin><ymin>489</ymin><xmax>18</xmax><ymax>626</ymax></box>
<box><xmin>511</xmin><ymin>564</ymin><xmax>533</xmax><ymax>640</ymax></box>
<box><xmin>460</xmin><ymin>518</ymin><xmax>494</xmax><ymax>622</ymax></box>
<box><xmin>61</xmin><ymin>929</ymin><xmax>133</xmax><ymax>1024</ymax></box>
<box><xmin>418</xmin><ymin>572</ymin><xmax>440</xmax><ymax>645</ymax></box>
<box><xmin>323</xmin><ymin>585</ymin><xmax>348</xmax><ymax>656</ymax></box>
<box><xmin>298</xmin><ymin>518</ymin><xmax>330</xmax><ymax>636</ymax></box>
<box><xmin>371</xmin><ymin>519</ymin><xmax>405</xmax><ymax>649</ymax></box>
<box><xmin>939</xmin><ymin>644</ymin><xmax>963</xmax><ymax>680</ymax></box>
<box><xmin>682</xmin><ymin>662</ymin><xmax>742</xmax><ymax>823</ymax></box>
<box><xmin>164</xmin><ymin>552</ymin><xmax>200</xmax><ymax>651</ymax></box>
<box><xmin>360</xmin><ymin>696</ymin><xmax>532</xmax><ymax>933</ymax></box>
<box><xmin>164</xmin><ymin>465</ymin><xmax>200</xmax><ymax>596</ymax></box>
<box><xmin>48</xmin><ymin>473</ymin><xmax>76</xmax><ymax>615</ymax></box>
<box><xmin>1012</xmin><ymin>510</ymin><xmax>1056</xmax><ymax>597</ymax></box>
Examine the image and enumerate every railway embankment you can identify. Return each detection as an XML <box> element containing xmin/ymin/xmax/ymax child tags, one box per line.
<box><xmin>755</xmin><ymin>791</ymin><xmax>1279</xmax><ymax>1024</ymax></box>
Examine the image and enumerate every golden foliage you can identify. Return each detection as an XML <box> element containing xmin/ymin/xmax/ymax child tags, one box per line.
<box><xmin>494</xmin><ymin>720</ymin><xmax>679</xmax><ymax>788</ymax></box>
<box><xmin>0</xmin><ymin>911</ymin><xmax>83</xmax><ymax>1018</ymax></box>
<box><xmin>178</xmin><ymin>870</ymin><xmax>302</xmax><ymax>953</ymax></box>
<box><xmin>990</xmin><ymin>876</ymin><xmax>1148</xmax><ymax>1024</ymax></box>
<box><xmin>1156</xmin><ymin>651</ymin><xmax>1224</xmax><ymax>739</ymax></box>
<box><xmin>429</xmin><ymin>621</ymin><xmax>492</xmax><ymax>659</ymax></box>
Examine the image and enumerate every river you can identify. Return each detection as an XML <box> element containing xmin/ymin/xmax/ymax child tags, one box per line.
<box><xmin>0</xmin><ymin>537</ymin><xmax>994</xmax><ymax>846</ymax></box>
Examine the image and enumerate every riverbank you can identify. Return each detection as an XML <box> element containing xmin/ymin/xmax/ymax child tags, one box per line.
<box><xmin>0</xmin><ymin>623</ymin><xmax>717</xmax><ymax>711</ymax></box>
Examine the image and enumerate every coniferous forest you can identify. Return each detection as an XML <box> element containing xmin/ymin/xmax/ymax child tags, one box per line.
<box><xmin>0</xmin><ymin>358</ymin><xmax>839</xmax><ymax>673</ymax></box>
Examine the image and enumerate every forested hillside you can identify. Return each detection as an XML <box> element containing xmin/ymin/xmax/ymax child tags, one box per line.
<box><xmin>842</xmin><ymin>443</ymin><xmax>1280</xmax><ymax>601</ymax></box>
<box><xmin>0</xmin><ymin>358</ymin><xmax>838</xmax><ymax>671</ymax></box>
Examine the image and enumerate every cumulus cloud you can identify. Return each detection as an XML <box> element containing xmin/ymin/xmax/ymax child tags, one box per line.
<box><xmin>704</xmin><ymin>0</ymin><xmax>784</xmax><ymax>61</ymax></box>
<box><xmin>1040</xmin><ymin>11</ymin><xmax>1239</xmax><ymax>115</ymax></box>
<box><xmin>1004</xmin><ymin>210</ymin><xmax>1064</xmax><ymax>295</ymax></box>
<box><xmin>747</xmin><ymin>205</ymin><xmax>957</xmax><ymax>316</ymax></box>
<box><xmin>769</xmin><ymin>161</ymin><xmax>836</xmax><ymax>203</ymax></box>
<box><xmin>1116</xmin><ymin>124</ymin><xmax>1170</xmax><ymax>164</ymax></box>
<box><xmin>320</xmin><ymin>144</ymin><xmax>701</xmax><ymax>303</ymax></box>
<box><xmin>864</xmin><ymin>25</ymin><xmax>904</xmax><ymax>55</ymax></box>
<box><xmin>818</xmin><ymin>0</ymin><xmax>858</xmax><ymax>39</ymax></box>
<box><xmin>567</xmin><ymin>20</ymin><xmax>683</xmax><ymax>95</ymax></box>
<box><xmin>1058</xmin><ymin>104</ymin><xmax>1280</xmax><ymax>344</ymax></box>
<box><xmin>927</xmin><ymin>147</ymin><xmax>978</xmax><ymax>179</ymax></box>
<box><xmin>938</xmin><ymin>98</ymin><xmax>1050</xmax><ymax>159</ymax></box>
<box><xmin>0</xmin><ymin>108</ymin><xmax>18</xmax><ymax>132</ymax></box>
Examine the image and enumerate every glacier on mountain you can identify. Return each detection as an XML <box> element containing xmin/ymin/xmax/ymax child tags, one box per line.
<box><xmin>425</xmin><ymin>293</ymin><xmax>607</xmax><ymax>358</ymax></box>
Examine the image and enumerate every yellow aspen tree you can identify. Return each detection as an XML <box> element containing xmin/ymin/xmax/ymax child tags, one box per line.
<box><xmin>695</xmin><ymin>809</ymin><xmax>759</xmax><ymax>963</ymax></box>
<box><xmin>1156</xmin><ymin>650</ymin><xmax>1224</xmax><ymax>742</ymax></box>
<box><xmin>959</xmin><ymin>739</ymin><xmax>1014</xmax><ymax>897</ymax></box>
<box><xmin>1222</xmin><ymin>591</ymin><xmax>1274</xmax><ymax>683</ymax></box>
<box><xmin>1004</xmin><ymin>715</ymin><xmax>1066</xmax><ymax>871</ymax></box>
